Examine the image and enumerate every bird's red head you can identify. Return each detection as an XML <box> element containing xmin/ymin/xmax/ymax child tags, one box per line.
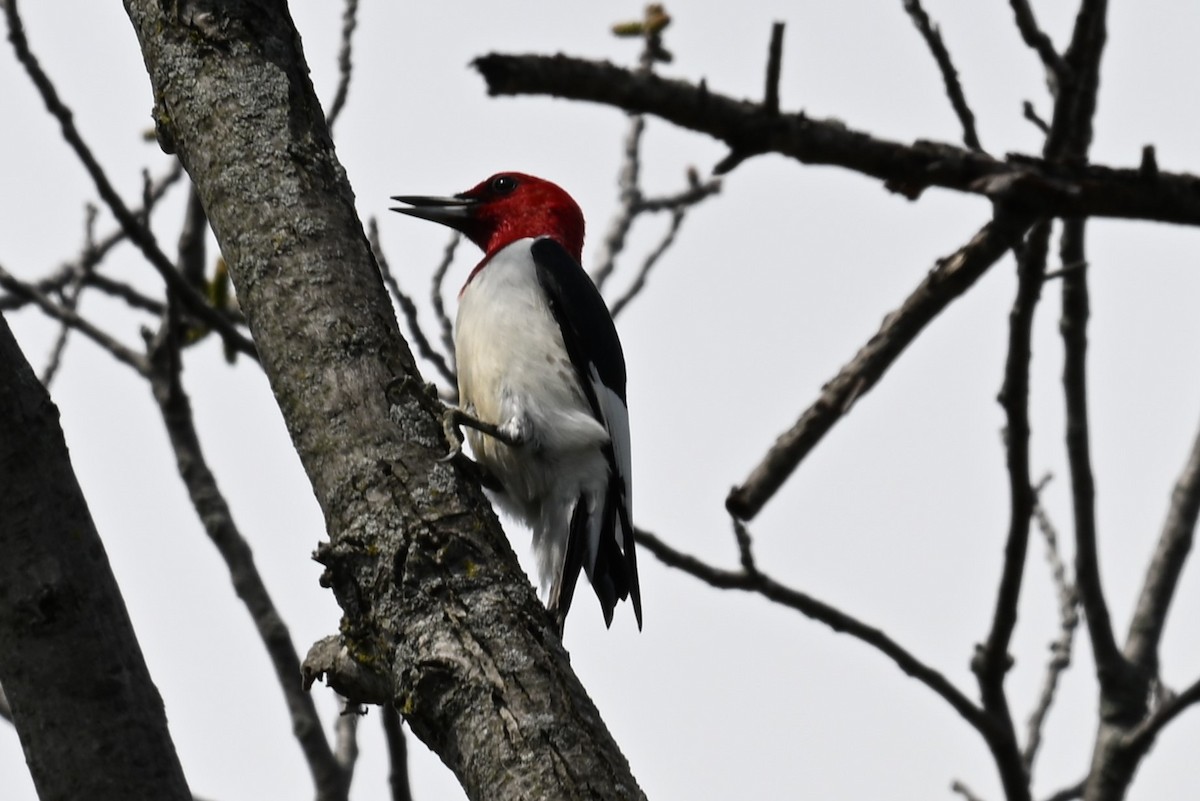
<box><xmin>391</xmin><ymin>172</ymin><xmax>585</xmax><ymax>264</ymax></box>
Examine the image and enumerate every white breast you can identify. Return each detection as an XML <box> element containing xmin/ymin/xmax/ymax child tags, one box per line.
<box><xmin>454</xmin><ymin>238</ymin><xmax>611</xmax><ymax>515</ymax></box>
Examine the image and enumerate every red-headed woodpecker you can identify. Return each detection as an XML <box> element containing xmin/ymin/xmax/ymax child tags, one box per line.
<box><xmin>391</xmin><ymin>173</ymin><xmax>641</xmax><ymax>632</ymax></box>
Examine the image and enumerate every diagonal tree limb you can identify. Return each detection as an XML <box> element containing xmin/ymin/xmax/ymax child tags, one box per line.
<box><xmin>1123</xmin><ymin>413</ymin><xmax>1200</xmax><ymax>679</ymax></box>
<box><xmin>727</xmin><ymin>211</ymin><xmax>1033</xmax><ymax>520</ymax></box>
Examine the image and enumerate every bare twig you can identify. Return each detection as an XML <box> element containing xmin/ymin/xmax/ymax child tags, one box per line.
<box><xmin>382</xmin><ymin>705</ymin><xmax>414</xmax><ymax>801</ymax></box>
<box><xmin>592</xmin><ymin>114</ymin><xmax>645</xmax><ymax>292</ymax></box>
<box><xmin>634</xmin><ymin>527</ymin><xmax>992</xmax><ymax>733</ymax></box>
<box><xmin>3</xmin><ymin>0</ymin><xmax>257</xmax><ymax>361</ymax></box>
<box><xmin>430</xmin><ymin>232</ymin><xmax>460</xmax><ymax>369</ymax></box>
<box><xmin>902</xmin><ymin>0</ymin><xmax>983</xmax><ymax>151</ymax></box>
<box><xmin>0</xmin><ymin>164</ymin><xmax>184</xmax><ymax>314</ymax></box>
<box><xmin>325</xmin><ymin>0</ymin><xmax>359</xmax><ymax>130</ymax></box>
<box><xmin>727</xmin><ymin>212</ymin><xmax>1033</xmax><ymax>520</ymax></box>
<box><xmin>731</xmin><ymin>518</ymin><xmax>758</xmax><ymax>576</ymax></box>
<box><xmin>608</xmin><ymin>205</ymin><xmax>685</xmax><ymax>319</ymax></box>
<box><xmin>1024</xmin><ymin>475</ymin><xmax>1080</xmax><ymax>772</ymax></box>
<box><xmin>369</xmin><ymin>218</ymin><xmax>457</xmax><ymax>387</ymax></box>
<box><xmin>40</xmin><ymin>210</ymin><xmax>97</xmax><ymax>386</ymax></box>
<box><xmin>1023</xmin><ymin>101</ymin><xmax>1050</xmax><ymax>134</ymax></box>
<box><xmin>1008</xmin><ymin>0</ymin><xmax>1069</xmax><ymax>80</ymax></box>
<box><xmin>38</xmin><ymin>277</ymin><xmax>84</xmax><ymax>386</ymax></box>
<box><xmin>0</xmin><ymin>263</ymin><xmax>147</xmax><ymax>373</ymax></box>
<box><xmin>763</xmin><ymin>22</ymin><xmax>785</xmax><ymax>116</ymax></box>
<box><xmin>951</xmin><ymin>779</ymin><xmax>989</xmax><ymax>801</ymax></box>
<box><xmin>633</xmin><ymin>175</ymin><xmax>720</xmax><ymax>212</ymax></box>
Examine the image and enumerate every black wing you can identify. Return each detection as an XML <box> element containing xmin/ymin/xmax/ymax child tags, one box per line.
<box><xmin>531</xmin><ymin>237</ymin><xmax>642</xmax><ymax>629</ymax></box>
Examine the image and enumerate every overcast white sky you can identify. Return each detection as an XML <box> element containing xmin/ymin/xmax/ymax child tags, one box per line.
<box><xmin>3</xmin><ymin>2</ymin><xmax>1200</xmax><ymax>799</ymax></box>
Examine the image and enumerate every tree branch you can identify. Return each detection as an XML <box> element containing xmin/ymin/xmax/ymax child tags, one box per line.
<box><xmin>382</xmin><ymin>704</ymin><xmax>414</xmax><ymax>801</ymax></box>
<box><xmin>1059</xmin><ymin>219</ymin><xmax>1125</xmax><ymax>692</ymax></box>
<box><xmin>0</xmin><ymin>263</ymin><xmax>148</xmax><ymax>373</ymax></box>
<box><xmin>325</xmin><ymin>0</ymin><xmax>359</xmax><ymax>130</ymax></box>
<box><xmin>430</xmin><ymin>231</ymin><xmax>460</xmax><ymax>378</ymax></box>
<box><xmin>3</xmin><ymin>0</ymin><xmax>257</xmax><ymax>361</ymax></box>
<box><xmin>472</xmin><ymin>52</ymin><xmax>1200</xmax><ymax>225</ymax></box>
<box><xmin>0</xmin><ymin>163</ymin><xmax>184</xmax><ymax>314</ymax></box>
<box><xmin>727</xmin><ymin>212</ymin><xmax>1032</xmax><ymax>520</ymax></box>
<box><xmin>762</xmin><ymin>22</ymin><xmax>785</xmax><ymax>116</ymax></box>
<box><xmin>902</xmin><ymin>0</ymin><xmax>983</xmax><ymax>151</ymax></box>
<box><xmin>970</xmin><ymin>221</ymin><xmax>1052</xmax><ymax>801</ymax></box>
<box><xmin>1121</xmin><ymin>675</ymin><xmax>1200</xmax><ymax>756</ymax></box>
<box><xmin>1024</xmin><ymin>476</ymin><xmax>1081</xmax><ymax>773</ymax></box>
<box><xmin>369</xmin><ymin>218</ymin><xmax>457</xmax><ymax>388</ymax></box>
<box><xmin>1122</xmin><ymin>412</ymin><xmax>1200</xmax><ymax>678</ymax></box>
<box><xmin>634</xmin><ymin>527</ymin><xmax>993</xmax><ymax>735</ymax></box>
<box><xmin>1008</xmin><ymin>0</ymin><xmax>1069</xmax><ymax>79</ymax></box>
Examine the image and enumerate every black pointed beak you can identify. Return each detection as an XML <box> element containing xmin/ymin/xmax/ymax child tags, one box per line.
<box><xmin>389</xmin><ymin>194</ymin><xmax>478</xmax><ymax>228</ymax></box>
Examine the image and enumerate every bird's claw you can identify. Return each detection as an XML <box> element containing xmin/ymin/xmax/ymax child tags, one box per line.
<box><xmin>442</xmin><ymin>406</ymin><xmax>525</xmax><ymax>449</ymax></box>
<box><xmin>440</xmin><ymin>408</ymin><xmax>467</xmax><ymax>462</ymax></box>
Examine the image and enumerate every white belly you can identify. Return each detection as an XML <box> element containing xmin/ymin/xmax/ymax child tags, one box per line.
<box><xmin>454</xmin><ymin>238</ymin><xmax>611</xmax><ymax>519</ymax></box>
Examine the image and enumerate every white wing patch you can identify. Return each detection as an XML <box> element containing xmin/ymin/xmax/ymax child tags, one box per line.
<box><xmin>590</xmin><ymin>365</ymin><xmax>633</xmax><ymax>550</ymax></box>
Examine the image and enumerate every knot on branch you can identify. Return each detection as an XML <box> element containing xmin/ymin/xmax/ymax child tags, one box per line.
<box><xmin>302</xmin><ymin>634</ymin><xmax>392</xmax><ymax>705</ymax></box>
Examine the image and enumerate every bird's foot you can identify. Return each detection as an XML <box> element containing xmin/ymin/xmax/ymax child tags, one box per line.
<box><xmin>440</xmin><ymin>407</ymin><xmax>526</xmax><ymax>463</ymax></box>
<box><xmin>441</xmin><ymin>407</ymin><xmax>526</xmax><ymax>455</ymax></box>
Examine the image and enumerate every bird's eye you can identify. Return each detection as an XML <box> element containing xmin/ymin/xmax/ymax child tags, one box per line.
<box><xmin>491</xmin><ymin>175</ymin><xmax>518</xmax><ymax>195</ymax></box>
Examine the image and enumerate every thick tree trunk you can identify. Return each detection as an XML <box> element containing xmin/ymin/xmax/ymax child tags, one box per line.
<box><xmin>0</xmin><ymin>313</ymin><xmax>192</xmax><ymax>801</ymax></box>
<box><xmin>119</xmin><ymin>2</ymin><xmax>645</xmax><ymax>799</ymax></box>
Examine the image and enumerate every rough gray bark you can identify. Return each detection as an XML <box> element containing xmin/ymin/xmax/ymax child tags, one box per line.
<box><xmin>0</xmin><ymin>313</ymin><xmax>192</xmax><ymax>801</ymax></box>
<box><xmin>120</xmin><ymin>2</ymin><xmax>644</xmax><ymax>799</ymax></box>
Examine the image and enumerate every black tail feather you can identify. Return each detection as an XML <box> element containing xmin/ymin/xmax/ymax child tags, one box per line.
<box><xmin>553</xmin><ymin>495</ymin><xmax>590</xmax><ymax>634</ymax></box>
